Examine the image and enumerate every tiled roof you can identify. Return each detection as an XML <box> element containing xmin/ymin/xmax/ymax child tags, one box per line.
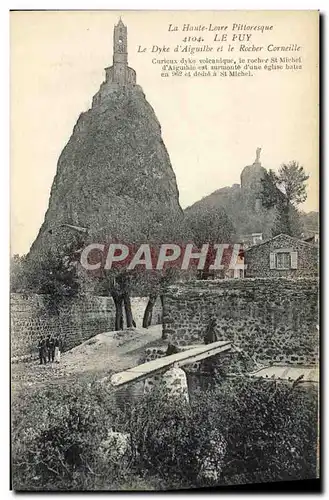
<box><xmin>245</xmin><ymin>233</ymin><xmax>317</xmax><ymax>252</ymax></box>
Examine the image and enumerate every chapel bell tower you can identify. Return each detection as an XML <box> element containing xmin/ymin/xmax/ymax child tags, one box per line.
<box><xmin>113</xmin><ymin>18</ymin><xmax>128</xmax><ymax>83</ymax></box>
<box><xmin>102</xmin><ymin>19</ymin><xmax>136</xmax><ymax>91</ymax></box>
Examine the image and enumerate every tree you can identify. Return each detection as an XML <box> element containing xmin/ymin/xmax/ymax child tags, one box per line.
<box><xmin>14</xmin><ymin>229</ymin><xmax>85</xmax><ymax>300</ymax></box>
<box><xmin>13</xmin><ymin>244</ymin><xmax>81</xmax><ymax>315</ymax></box>
<box><xmin>140</xmin><ymin>267</ymin><xmax>184</xmax><ymax>329</ymax></box>
<box><xmin>299</xmin><ymin>210</ymin><xmax>319</xmax><ymax>234</ymax></box>
<box><xmin>260</xmin><ymin>161</ymin><xmax>309</xmax><ymax>237</ymax></box>
<box><xmin>184</xmin><ymin>204</ymin><xmax>236</xmax><ymax>279</ymax></box>
<box><xmin>276</xmin><ymin>161</ymin><xmax>309</xmax><ymax>205</ymax></box>
<box><xmin>10</xmin><ymin>254</ymin><xmax>27</xmax><ymax>292</ymax></box>
<box><xmin>137</xmin><ymin>209</ymin><xmax>192</xmax><ymax>329</ymax></box>
<box><xmin>84</xmin><ymin>199</ymin><xmax>188</xmax><ymax>331</ymax></box>
<box><xmin>185</xmin><ymin>204</ymin><xmax>235</xmax><ymax>248</ymax></box>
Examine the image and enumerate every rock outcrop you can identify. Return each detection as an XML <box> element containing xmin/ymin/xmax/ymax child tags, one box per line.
<box><xmin>29</xmin><ymin>24</ymin><xmax>183</xmax><ymax>261</ymax></box>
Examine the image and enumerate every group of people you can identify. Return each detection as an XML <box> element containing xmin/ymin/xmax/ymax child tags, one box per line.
<box><xmin>38</xmin><ymin>335</ymin><xmax>62</xmax><ymax>365</ymax></box>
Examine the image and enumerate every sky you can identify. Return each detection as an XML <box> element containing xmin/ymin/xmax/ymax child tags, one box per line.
<box><xmin>10</xmin><ymin>10</ymin><xmax>319</xmax><ymax>255</ymax></box>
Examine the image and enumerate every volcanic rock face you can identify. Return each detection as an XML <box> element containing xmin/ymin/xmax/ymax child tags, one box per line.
<box><xmin>185</xmin><ymin>154</ymin><xmax>276</xmax><ymax>242</ymax></box>
<box><xmin>30</xmin><ymin>82</ymin><xmax>183</xmax><ymax>258</ymax></box>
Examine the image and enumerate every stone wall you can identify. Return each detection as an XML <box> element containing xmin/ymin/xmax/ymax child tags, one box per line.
<box><xmin>11</xmin><ymin>293</ymin><xmax>116</xmax><ymax>359</ymax></box>
<box><xmin>162</xmin><ymin>278</ymin><xmax>319</xmax><ymax>365</ymax></box>
<box><xmin>11</xmin><ymin>293</ymin><xmax>162</xmax><ymax>360</ymax></box>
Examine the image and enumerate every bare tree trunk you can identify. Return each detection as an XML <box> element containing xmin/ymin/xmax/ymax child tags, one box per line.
<box><xmin>160</xmin><ymin>295</ymin><xmax>166</xmax><ymax>340</ymax></box>
<box><xmin>112</xmin><ymin>293</ymin><xmax>124</xmax><ymax>331</ymax></box>
<box><xmin>123</xmin><ymin>292</ymin><xmax>134</xmax><ymax>328</ymax></box>
<box><xmin>160</xmin><ymin>294</ymin><xmax>165</xmax><ymax>322</ymax></box>
<box><xmin>142</xmin><ymin>294</ymin><xmax>157</xmax><ymax>328</ymax></box>
<box><xmin>112</xmin><ymin>275</ymin><xmax>135</xmax><ymax>329</ymax></box>
<box><xmin>284</xmin><ymin>201</ymin><xmax>291</xmax><ymax>236</ymax></box>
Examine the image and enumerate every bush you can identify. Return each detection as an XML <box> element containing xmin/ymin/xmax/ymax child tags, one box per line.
<box><xmin>11</xmin><ymin>380</ymin><xmax>129</xmax><ymax>491</ymax></box>
<box><xmin>11</xmin><ymin>243</ymin><xmax>82</xmax><ymax>314</ymax></box>
<box><xmin>11</xmin><ymin>375</ymin><xmax>318</xmax><ymax>491</ymax></box>
<box><xmin>125</xmin><ymin>378</ymin><xmax>318</xmax><ymax>489</ymax></box>
<box><xmin>127</xmin><ymin>388</ymin><xmax>194</xmax><ymax>488</ymax></box>
<box><xmin>203</xmin><ymin>378</ymin><xmax>318</xmax><ymax>485</ymax></box>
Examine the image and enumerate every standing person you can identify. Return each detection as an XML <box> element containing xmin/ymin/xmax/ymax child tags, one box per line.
<box><xmin>204</xmin><ymin>318</ymin><xmax>218</xmax><ymax>345</ymax></box>
<box><xmin>38</xmin><ymin>337</ymin><xmax>47</xmax><ymax>365</ymax></box>
<box><xmin>50</xmin><ymin>336</ymin><xmax>55</xmax><ymax>363</ymax></box>
<box><xmin>42</xmin><ymin>339</ymin><xmax>48</xmax><ymax>364</ymax></box>
<box><xmin>38</xmin><ymin>337</ymin><xmax>43</xmax><ymax>365</ymax></box>
<box><xmin>46</xmin><ymin>335</ymin><xmax>55</xmax><ymax>363</ymax></box>
<box><xmin>45</xmin><ymin>336</ymin><xmax>50</xmax><ymax>363</ymax></box>
<box><xmin>203</xmin><ymin>318</ymin><xmax>219</xmax><ymax>390</ymax></box>
<box><xmin>54</xmin><ymin>336</ymin><xmax>61</xmax><ymax>363</ymax></box>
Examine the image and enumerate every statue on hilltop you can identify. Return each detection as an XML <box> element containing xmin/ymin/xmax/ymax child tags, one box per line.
<box><xmin>254</xmin><ymin>147</ymin><xmax>262</xmax><ymax>164</ymax></box>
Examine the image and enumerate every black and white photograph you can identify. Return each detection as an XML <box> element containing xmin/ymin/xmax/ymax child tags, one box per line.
<box><xmin>10</xmin><ymin>10</ymin><xmax>320</xmax><ymax>492</ymax></box>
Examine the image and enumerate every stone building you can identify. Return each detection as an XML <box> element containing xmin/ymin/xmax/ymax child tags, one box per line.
<box><xmin>244</xmin><ymin>233</ymin><xmax>318</xmax><ymax>278</ymax></box>
<box><xmin>104</xmin><ymin>18</ymin><xmax>136</xmax><ymax>86</ymax></box>
<box><xmin>92</xmin><ymin>18</ymin><xmax>138</xmax><ymax>107</ymax></box>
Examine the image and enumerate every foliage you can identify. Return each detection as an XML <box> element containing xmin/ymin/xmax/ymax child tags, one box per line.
<box><xmin>299</xmin><ymin>211</ymin><xmax>319</xmax><ymax>234</ymax></box>
<box><xmin>183</xmin><ymin>204</ymin><xmax>237</xmax><ymax>279</ymax></box>
<box><xmin>10</xmin><ymin>254</ymin><xmax>27</xmax><ymax>292</ymax></box>
<box><xmin>85</xmin><ymin>204</ymin><xmax>192</xmax><ymax>327</ymax></box>
<box><xmin>276</xmin><ymin>162</ymin><xmax>310</xmax><ymax>206</ymax></box>
<box><xmin>184</xmin><ymin>203</ymin><xmax>236</xmax><ymax>248</ymax></box>
<box><xmin>10</xmin><ymin>241</ymin><xmax>82</xmax><ymax>313</ymax></box>
<box><xmin>207</xmin><ymin>378</ymin><xmax>318</xmax><ymax>485</ymax></box>
<box><xmin>26</xmin><ymin>252</ymin><xmax>79</xmax><ymax>298</ymax></box>
<box><xmin>261</xmin><ymin>162</ymin><xmax>309</xmax><ymax>209</ymax></box>
<box><xmin>260</xmin><ymin>170</ymin><xmax>284</xmax><ymax>210</ymax></box>
<box><xmin>128</xmin><ymin>389</ymin><xmax>194</xmax><ymax>487</ymax></box>
<box><xmin>267</xmin><ymin>204</ymin><xmax>304</xmax><ymax>238</ymax></box>
<box><xmin>260</xmin><ymin>162</ymin><xmax>309</xmax><ymax>237</ymax></box>
<box><xmin>11</xmin><ymin>375</ymin><xmax>318</xmax><ymax>491</ymax></box>
<box><xmin>12</xmin><ymin>380</ymin><xmax>126</xmax><ymax>491</ymax></box>
<box><xmin>128</xmin><ymin>378</ymin><xmax>318</xmax><ymax>488</ymax></box>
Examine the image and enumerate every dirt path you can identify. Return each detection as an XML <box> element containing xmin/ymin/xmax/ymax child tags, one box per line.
<box><xmin>11</xmin><ymin>325</ymin><xmax>163</xmax><ymax>394</ymax></box>
<box><xmin>62</xmin><ymin>324</ymin><xmax>163</xmax><ymax>374</ymax></box>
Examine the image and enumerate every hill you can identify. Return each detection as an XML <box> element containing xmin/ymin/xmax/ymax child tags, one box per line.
<box><xmin>29</xmin><ymin>82</ymin><xmax>183</xmax><ymax>261</ymax></box>
<box><xmin>185</xmin><ymin>183</ymin><xmax>276</xmax><ymax>242</ymax></box>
